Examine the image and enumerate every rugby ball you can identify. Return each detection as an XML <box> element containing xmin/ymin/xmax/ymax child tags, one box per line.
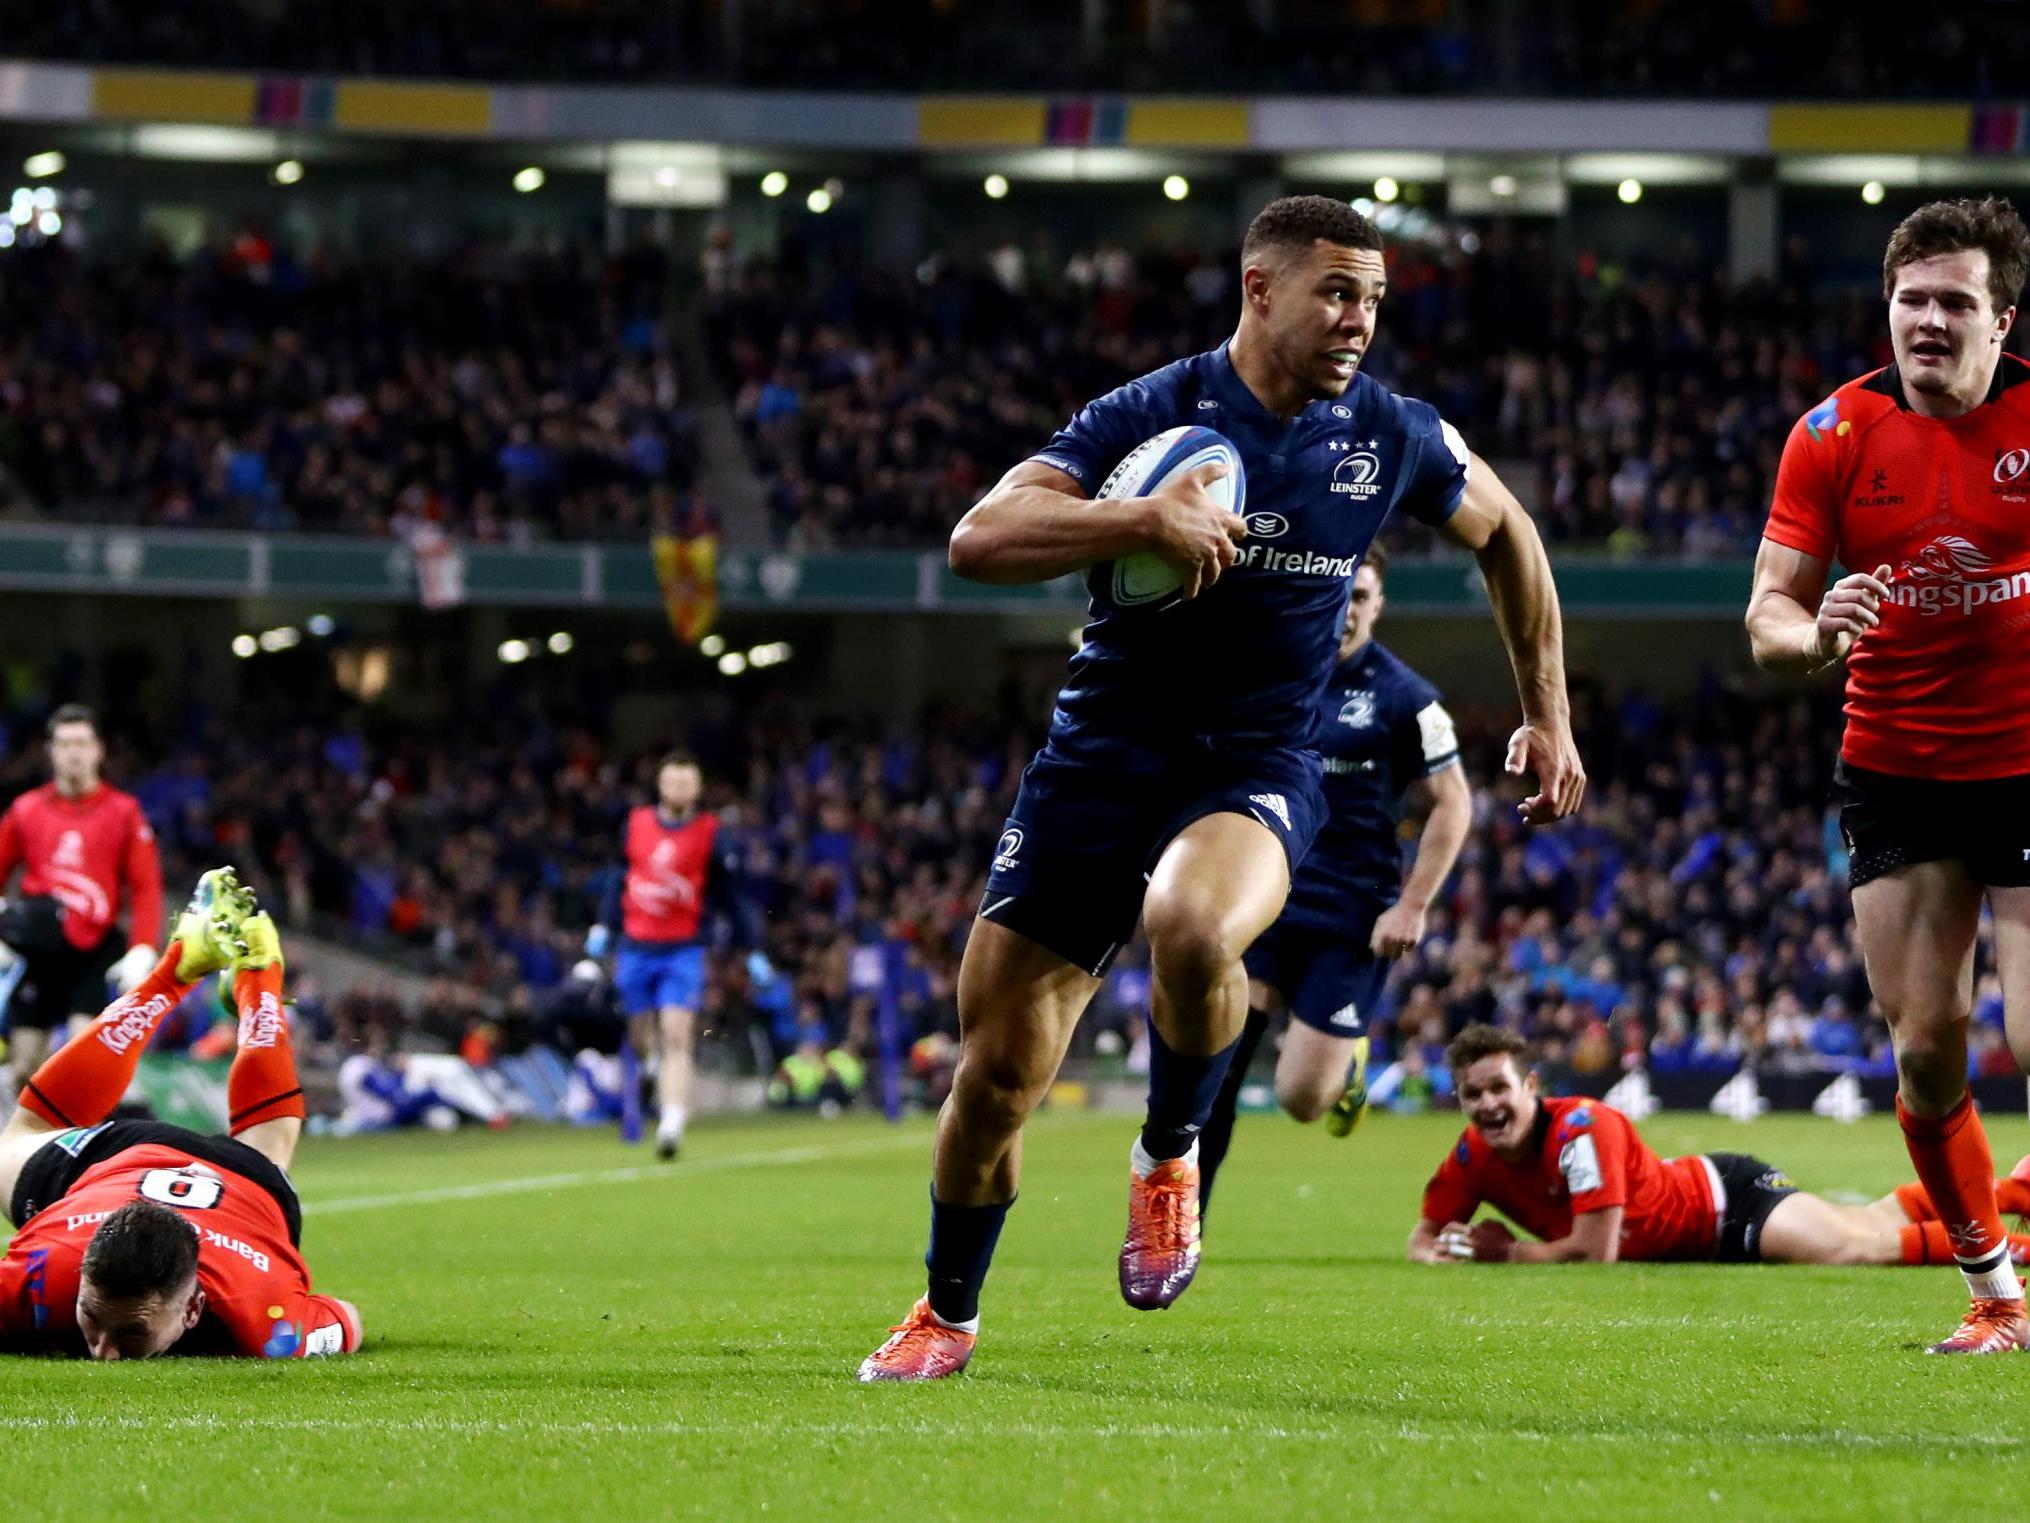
<box><xmin>1095</xmin><ymin>425</ymin><xmax>1246</xmax><ymax>611</ymax></box>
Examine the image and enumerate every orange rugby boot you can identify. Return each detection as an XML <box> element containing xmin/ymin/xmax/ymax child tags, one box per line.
<box><xmin>855</xmin><ymin>1298</ymin><xmax>976</xmax><ymax>1383</ymax></box>
<box><xmin>1119</xmin><ymin>1149</ymin><xmax>1202</xmax><ymax>1310</ymax></box>
<box><xmin>1926</xmin><ymin>1297</ymin><xmax>2030</xmax><ymax>1355</ymax></box>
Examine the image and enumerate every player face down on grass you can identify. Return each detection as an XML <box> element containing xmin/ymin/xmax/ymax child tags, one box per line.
<box><xmin>75</xmin><ymin>1199</ymin><xmax>204</xmax><ymax>1360</ymax></box>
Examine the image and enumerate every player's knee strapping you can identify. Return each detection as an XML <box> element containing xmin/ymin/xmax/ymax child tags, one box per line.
<box><xmin>18</xmin><ymin>948</ymin><xmax>195</xmax><ymax>1128</ymax></box>
<box><xmin>227</xmin><ymin>964</ymin><xmax>305</xmax><ymax>1132</ymax></box>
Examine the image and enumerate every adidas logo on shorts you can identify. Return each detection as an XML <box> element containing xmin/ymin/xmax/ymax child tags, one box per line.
<box><xmin>1247</xmin><ymin>792</ymin><xmax>1292</xmax><ymax>830</ymax></box>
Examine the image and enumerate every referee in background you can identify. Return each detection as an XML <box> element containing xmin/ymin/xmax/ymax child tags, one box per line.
<box><xmin>0</xmin><ymin>705</ymin><xmax>164</xmax><ymax>1099</ymax></box>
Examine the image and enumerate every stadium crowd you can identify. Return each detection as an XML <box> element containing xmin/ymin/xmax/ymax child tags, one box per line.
<box><xmin>10</xmin><ymin>1</ymin><xmax>2027</xmax><ymax>99</ymax></box>
<box><xmin>0</xmin><ymin>239</ymin><xmax>702</xmax><ymax>544</ymax></box>
<box><xmin>0</xmin><ymin>223</ymin><xmax>1949</xmax><ymax>560</ymax></box>
<box><xmin>0</xmin><ymin>669</ymin><xmax>1973</xmax><ymax>1100</ymax></box>
<box><xmin>708</xmin><ymin>238</ymin><xmax>1900</xmax><ymax>555</ymax></box>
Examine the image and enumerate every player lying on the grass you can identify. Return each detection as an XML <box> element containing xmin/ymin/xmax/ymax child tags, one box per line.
<box><xmin>1409</xmin><ymin>1023</ymin><xmax>2030</xmax><ymax>1268</ymax></box>
<box><xmin>0</xmin><ymin>868</ymin><xmax>361</xmax><ymax>1358</ymax></box>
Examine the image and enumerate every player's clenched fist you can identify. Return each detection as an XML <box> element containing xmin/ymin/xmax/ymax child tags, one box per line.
<box><xmin>1808</xmin><ymin>562</ymin><xmax>1893</xmax><ymax>668</ymax></box>
<box><xmin>1144</xmin><ymin>462</ymin><xmax>1248</xmax><ymax>600</ymax></box>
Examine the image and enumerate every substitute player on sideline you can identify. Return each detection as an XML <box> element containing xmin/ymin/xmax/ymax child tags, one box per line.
<box><xmin>1410</xmin><ymin>1024</ymin><xmax>2030</xmax><ymax>1270</ymax></box>
<box><xmin>0</xmin><ymin>704</ymin><xmax>164</xmax><ymax>1096</ymax></box>
<box><xmin>859</xmin><ymin>196</ymin><xmax>1584</xmax><ymax>1382</ymax></box>
<box><xmin>0</xmin><ymin>869</ymin><xmax>361</xmax><ymax>1358</ymax></box>
<box><xmin>585</xmin><ymin>750</ymin><xmax>740</xmax><ymax>1160</ymax></box>
<box><xmin>1746</xmin><ymin>196</ymin><xmax>2030</xmax><ymax>1352</ymax></box>
<box><xmin>1197</xmin><ymin>545</ymin><xmax>1472</xmax><ymax>1213</ymax></box>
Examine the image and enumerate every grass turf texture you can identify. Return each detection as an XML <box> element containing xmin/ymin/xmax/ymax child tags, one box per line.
<box><xmin>7</xmin><ymin>1108</ymin><xmax>2030</xmax><ymax>1521</ymax></box>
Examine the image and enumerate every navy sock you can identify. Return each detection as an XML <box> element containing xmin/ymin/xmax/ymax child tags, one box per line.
<box><xmin>924</xmin><ymin>1189</ymin><xmax>1011</xmax><ymax>1324</ymax></box>
<box><xmin>1196</xmin><ymin>1007</ymin><xmax>1271</xmax><ymax>1215</ymax></box>
<box><xmin>1140</xmin><ymin>1020</ymin><xmax>1244</xmax><ymax>1162</ymax></box>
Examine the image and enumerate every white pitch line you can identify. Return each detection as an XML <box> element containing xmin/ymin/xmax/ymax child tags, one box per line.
<box><xmin>0</xmin><ymin>1415</ymin><xmax>2020</xmax><ymax>1453</ymax></box>
<box><xmin>301</xmin><ymin>1130</ymin><xmax>929</xmax><ymax>1216</ymax></box>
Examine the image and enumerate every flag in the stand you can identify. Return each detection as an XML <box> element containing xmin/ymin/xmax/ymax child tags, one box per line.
<box><xmin>408</xmin><ymin>524</ymin><xmax>466</xmax><ymax>609</ymax></box>
<box><xmin>652</xmin><ymin>531</ymin><xmax>717</xmax><ymax>644</ymax></box>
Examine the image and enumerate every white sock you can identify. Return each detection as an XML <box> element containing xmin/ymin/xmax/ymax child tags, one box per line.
<box><xmin>1960</xmin><ymin>1254</ymin><xmax>2024</xmax><ymax>1303</ymax></box>
<box><xmin>928</xmin><ymin>1307</ymin><xmax>979</xmax><ymax>1335</ymax></box>
<box><xmin>659</xmin><ymin>1105</ymin><xmax>687</xmax><ymax>1141</ymax></box>
<box><xmin>1130</xmin><ymin>1135</ymin><xmax>1198</xmax><ymax>1178</ymax></box>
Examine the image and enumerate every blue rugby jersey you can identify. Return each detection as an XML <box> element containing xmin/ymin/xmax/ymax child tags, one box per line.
<box><xmin>1030</xmin><ymin>342</ymin><xmax>1466</xmax><ymax>763</ymax></box>
<box><xmin>1283</xmin><ymin>637</ymin><xmax>1461</xmax><ymax>926</ymax></box>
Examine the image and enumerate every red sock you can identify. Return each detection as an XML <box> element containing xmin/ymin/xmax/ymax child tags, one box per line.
<box><xmin>1897</xmin><ymin>1224</ymin><xmax>2030</xmax><ymax>1265</ymax></box>
<box><xmin>1897</xmin><ymin>1093</ymin><xmax>2019</xmax><ymax>1298</ymax></box>
<box><xmin>1894</xmin><ymin>1182</ymin><xmax>1938</xmax><ymax>1223</ymax></box>
<box><xmin>227</xmin><ymin>963</ymin><xmax>304</xmax><ymax>1133</ymax></box>
<box><xmin>1995</xmin><ymin>1178</ymin><xmax>2030</xmax><ymax>1218</ymax></box>
<box><xmin>19</xmin><ymin>946</ymin><xmax>196</xmax><ymax>1128</ymax></box>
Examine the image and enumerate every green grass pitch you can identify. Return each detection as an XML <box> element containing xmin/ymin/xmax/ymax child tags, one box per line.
<box><xmin>7</xmin><ymin>1106</ymin><xmax>2030</xmax><ymax>1521</ymax></box>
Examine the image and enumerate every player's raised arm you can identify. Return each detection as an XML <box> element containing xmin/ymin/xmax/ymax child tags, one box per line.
<box><xmin>1436</xmin><ymin>452</ymin><xmax>1584</xmax><ymax>824</ymax></box>
<box><xmin>109</xmin><ymin>799</ymin><xmax>164</xmax><ymax>995</ymax></box>
<box><xmin>948</xmin><ymin>458</ymin><xmax>1243</xmax><ymax>593</ymax></box>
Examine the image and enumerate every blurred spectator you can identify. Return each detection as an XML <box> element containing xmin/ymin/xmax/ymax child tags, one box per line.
<box><xmin>709</xmin><ymin>243</ymin><xmax>1930</xmax><ymax>555</ymax></box>
<box><xmin>0</xmin><ymin>653</ymin><xmax>1964</xmax><ymax>1098</ymax></box>
<box><xmin>0</xmin><ymin>240</ymin><xmax>701</xmax><ymax>543</ymax></box>
<box><xmin>335</xmin><ymin>1036</ymin><xmax>511</xmax><ymax>1132</ymax></box>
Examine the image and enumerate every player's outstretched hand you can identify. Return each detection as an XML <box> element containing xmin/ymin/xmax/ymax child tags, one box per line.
<box><xmin>1144</xmin><ymin>462</ymin><xmax>1247</xmax><ymax>600</ymax></box>
<box><xmin>1371</xmin><ymin>901</ymin><xmax>1427</xmax><ymax>959</ymax></box>
<box><xmin>1810</xmin><ymin>562</ymin><xmax>1892</xmax><ymax>668</ymax></box>
<box><xmin>1504</xmin><ymin>721</ymin><xmax>1585</xmax><ymax>825</ymax></box>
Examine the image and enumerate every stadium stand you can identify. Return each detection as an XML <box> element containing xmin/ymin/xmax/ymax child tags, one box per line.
<box><xmin>0</xmin><ymin>241</ymin><xmax>702</xmax><ymax>542</ymax></box>
<box><xmin>0</xmin><ymin>668</ymin><xmax>1964</xmax><ymax>1101</ymax></box>
<box><xmin>10</xmin><ymin>1</ymin><xmax>2029</xmax><ymax>97</ymax></box>
<box><xmin>0</xmin><ymin>229</ymin><xmax>1894</xmax><ymax>557</ymax></box>
<box><xmin>709</xmin><ymin>244</ymin><xmax>1916</xmax><ymax>554</ymax></box>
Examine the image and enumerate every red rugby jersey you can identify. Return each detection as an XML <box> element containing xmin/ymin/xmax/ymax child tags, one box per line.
<box><xmin>0</xmin><ymin>782</ymin><xmax>163</xmax><ymax>951</ymax></box>
<box><xmin>1763</xmin><ymin>354</ymin><xmax>2030</xmax><ymax>780</ymax></box>
<box><xmin>0</xmin><ymin>1137</ymin><xmax>359</xmax><ymax>1357</ymax></box>
<box><xmin>1421</xmin><ymin>1096</ymin><xmax>1720</xmax><ymax>1261</ymax></box>
<box><xmin>620</xmin><ymin>807</ymin><xmax>719</xmax><ymax>943</ymax></box>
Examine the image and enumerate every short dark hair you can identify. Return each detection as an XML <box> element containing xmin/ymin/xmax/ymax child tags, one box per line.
<box><xmin>659</xmin><ymin>748</ymin><xmax>699</xmax><ymax>773</ymax></box>
<box><xmin>46</xmin><ymin>703</ymin><xmax>97</xmax><ymax>740</ymax></box>
<box><xmin>1445</xmin><ymin>1022</ymin><xmax>1528</xmax><ymax>1075</ymax></box>
<box><xmin>81</xmin><ymin>1200</ymin><xmax>199</xmax><ymax>1301</ymax></box>
<box><xmin>1883</xmin><ymin>196</ymin><xmax>2029</xmax><ymax>314</ymax></box>
<box><xmin>1359</xmin><ymin>542</ymin><xmax>1389</xmax><ymax>580</ymax></box>
<box><xmin>1242</xmin><ymin>195</ymin><xmax>1383</xmax><ymax>267</ymax></box>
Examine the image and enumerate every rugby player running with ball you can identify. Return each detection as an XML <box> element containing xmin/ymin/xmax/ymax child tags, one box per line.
<box><xmin>859</xmin><ymin>196</ymin><xmax>1585</xmax><ymax>1382</ymax></box>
